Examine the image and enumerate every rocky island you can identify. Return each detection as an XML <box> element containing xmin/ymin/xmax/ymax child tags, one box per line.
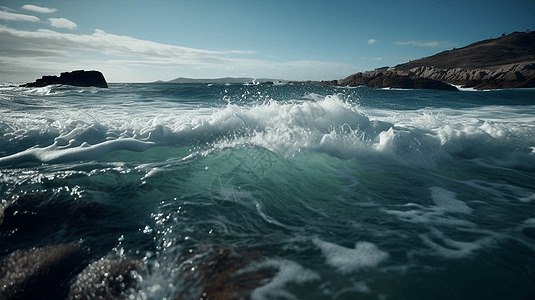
<box><xmin>20</xmin><ymin>70</ymin><xmax>108</xmax><ymax>88</ymax></box>
<box><xmin>314</xmin><ymin>31</ymin><xmax>535</xmax><ymax>90</ymax></box>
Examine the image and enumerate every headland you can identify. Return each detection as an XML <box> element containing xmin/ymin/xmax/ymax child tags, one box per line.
<box><xmin>310</xmin><ymin>31</ymin><xmax>535</xmax><ymax>90</ymax></box>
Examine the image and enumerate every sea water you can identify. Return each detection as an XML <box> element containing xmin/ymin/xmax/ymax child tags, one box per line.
<box><xmin>1</xmin><ymin>82</ymin><xmax>535</xmax><ymax>299</ymax></box>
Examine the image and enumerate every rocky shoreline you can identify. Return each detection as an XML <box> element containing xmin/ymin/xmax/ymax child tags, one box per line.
<box><xmin>394</xmin><ymin>62</ymin><xmax>535</xmax><ymax>90</ymax></box>
<box><xmin>333</xmin><ymin>61</ymin><xmax>535</xmax><ymax>91</ymax></box>
<box><xmin>304</xmin><ymin>31</ymin><xmax>535</xmax><ymax>91</ymax></box>
<box><xmin>337</xmin><ymin>70</ymin><xmax>459</xmax><ymax>91</ymax></box>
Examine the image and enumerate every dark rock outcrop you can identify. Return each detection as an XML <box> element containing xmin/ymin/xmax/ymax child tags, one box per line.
<box><xmin>391</xmin><ymin>63</ymin><xmax>535</xmax><ymax>90</ymax></box>
<box><xmin>339</xmin><ymin>71</ymin><xmax>459</xmax><ymax>91</ymax></box>
<box><xmin>338</xmin><ymin>62</ymin><xmax>535</xmax><ymax>91</ymax></box>
<box><xmin>20</xmin><ymin>70</ymin><xmax>108</xmax><ymax>88</ymax></box>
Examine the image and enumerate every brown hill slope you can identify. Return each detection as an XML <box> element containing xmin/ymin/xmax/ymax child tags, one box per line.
<box><xmin>340</xmin><ymin>31</ymin><xmax>535</xmax><ymax>90</ymax></box>
<box><xmin>395</xmin><ymin>31</ymin><xmax>535</xmax><ymax>70</ymax></box>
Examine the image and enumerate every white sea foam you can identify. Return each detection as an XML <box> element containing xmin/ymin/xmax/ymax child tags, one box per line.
<box><xmin>2</xmin><ymin>84</ymin><xmax>535</xmax><ymax>298</ymax></box>
<box><xmin>445</xmin><ymin>178</ymin><xmax>535</xmax><ymax>203</ymax></box>
<box><xmin>429</xmin><ymin>187</ymin><xmax>472</xmax><ymax>214</ymax></box>
<box><xmin>1</xmin><ymin>93</ymin><xmax>535</xmax><ymax>169</ymax></box>
<box><xmin>384</xmin><ymin>206</ymin><xmax>475</xmax><ymax>227</ymax></box>
<box><xmin>519</xmin><ymin>194</ymin><xmax>535</xmax><ymax>203</ymax></box>
<box><xmin>312</xmin><ymin>237</ymin><xmax>389</xmax><ymax>274</ymax></box>
<box><xmin>384</xmin><ymin>187</ymin><xmax>475</xmax><ymax>227</ymax></box>
<box><xmin>451</xmin><ymin>84</ymin><xmax>479</xmax><ymax>92</ymax></box>
<box><xmin>0</xmin><ymin>138</ymin><xmax>155</xmax><ymax>166</ymax></box>
<box><xmin>420</xmin><ymin>228</ymin><xmax>496</xmax><ymax>259</ymax></box>
<box><xmin>237</xmin><ymin>259</ymin><xmax>320</xmax><ymax>300</ymax></box>
<box><xmin>332</xmin><ymin>281</ymin><xmax>372</xmax><ymax>296</ymax></box>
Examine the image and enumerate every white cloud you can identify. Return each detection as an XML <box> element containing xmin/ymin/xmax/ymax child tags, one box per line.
<box><xmin>361</xmin><ymin>57</ymin><xmax>383</xmax><ymax>61</ymax></box>
<box><xmin>0</xmin><ymin>10</ymin><xmax>40</xmax><ymax>22</ymax></box>
<box><xmin>0</xmin><ymin>26</ymin><xmax>260</xmax><ymax>65</ymax></box>
<box><xmin>0</xmin><ymin>25</ymin><xmax>361</xmax><ymax>82</ymax></box>
<box><xmin>21</xmin><ymin>4</ymin><xmax>57</xmax><ymax>14</ymax></box>
<box><xmin>49</xmin><ymin>18</ymin><xmax>77</xmax><ymax>29</ymax></box>
<box><xmin>394</xmin><ymin>40</ymin><xmax>442</xmax><ymax>48</ymax></box>
<box><xmin>367</xmin><ymin>39</ymin><xmax>376</xmax><ymax>44</ymax></box>
<box><xmin>0</xmin><ymin>6</ymin><xmax>17</xmax><ymax>12</ymax></box>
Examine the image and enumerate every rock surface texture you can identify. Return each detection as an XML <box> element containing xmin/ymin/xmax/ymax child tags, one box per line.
<box><xmin>391</xmin><ymin>31</ymin><xmax>535</xmax><ymax>90</ymax></box>
<box><xmin>20</xmin><ymin>70</ymin><xmax>108</xmax><ymax>88</ymax></box>
<box><xmin>0</xmin><ymin>244</ymin><xmax>85</xmax><ymax>299</ymax></box>
<box><xmin>338</xmin><ymin>71</ymin><xmax>459</xmax><ymax>91</ymax></box>
<box><xmin>338</xmin><ymin>31</ymin><xmax>535</xmax><ymax>90</ymax></box>
<box><xmin>391</xmin><ymin>62</ymin><xmax>535</xmax><ymax>90</ymax></box>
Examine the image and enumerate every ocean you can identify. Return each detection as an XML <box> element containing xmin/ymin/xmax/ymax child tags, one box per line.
<box><xmin>1</xmin><ymin>82</ymin><xmax>535</xmax><ymax>299</ymax></box>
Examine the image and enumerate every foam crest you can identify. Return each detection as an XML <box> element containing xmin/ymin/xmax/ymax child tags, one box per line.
<box><xmin>238</xmin><ymin>259</ymin><xmax>320</xmax><ymax>300</ymax></box>
<box><xmin>2</xmin><ymin>92</ymin><xmax>535</xmax><ymax>168</ymax></box>
<box><xmin>430</xmin><ymin>187</ymin><xmax>472</xmax><ymax>214</ymax></box>
<box><xmin>434</xmin><ymin>119</ymin><xmax>535</xmax><ymax>160</ymax></box>
<box><xmin>420</xmin><ymin>228</ymin><xmax>496</xmax><ymax>259</ymax></box>
<box><xmin>208</xmin><ymin>94</ymin><xmax>377</xmax><ymax>158</ymax></box>
<box><xmin>0</xmin><ymin>138</ymin><xmax>155</xmax><ymax>166</ymax></box>
<box><xmin>384</xmin><ymin>187</ymin><xmax>477</xmax><ymax>227</ymax></box>
<box><xmin>312</xmin><ymin>237</ymin><xmax>389</xmax><ymax>274</ymax></box>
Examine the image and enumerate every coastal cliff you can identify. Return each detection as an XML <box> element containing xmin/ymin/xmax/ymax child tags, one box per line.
<box><xmin>20</xmin><ymin>70</ymin><xmax>108</xmax><ymax>88</ymax></box>
<box><xmin>338</xmin><ymin>71</ymin><xmax>459</xmax><ymax>91</ymax></box>
<box><xmin>392</xmin><ymin>63</ymin><xmax>535</xmax><ymax>89</ymax></box>
<box><xmin>339</xmin><ymin>31</ymin><xmax>535</xmax><ymax>90</ymax></box>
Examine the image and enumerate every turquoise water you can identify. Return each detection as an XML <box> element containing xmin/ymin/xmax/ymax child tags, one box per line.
<box><xmin>1</xmin><ymin>83</ymin><xmax>535</xmax><ymax>299</ymax></box>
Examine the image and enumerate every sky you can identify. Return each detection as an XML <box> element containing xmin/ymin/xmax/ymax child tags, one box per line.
<box><xmin>1</xmin><ymin>0</ymin><xmax>534</xmax><ymax>83</ymax></box>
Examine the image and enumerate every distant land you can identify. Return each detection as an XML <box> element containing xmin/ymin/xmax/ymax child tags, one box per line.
<box><xmin>154</xmin><ymin>77</ymin><xmax>287</xmax><ymax>84</ymax></box>
<box><xmin>156</xmin><ymin>31</ymin><xmax>535</xmax><ymax>90</ymax></box>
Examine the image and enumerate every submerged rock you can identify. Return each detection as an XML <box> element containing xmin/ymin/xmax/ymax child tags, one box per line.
<box><xmin>151</xmin><ymin>246</ymin><xmax>276</xmax><ymax>300</ymax></box>
<box><xmin>0</xmin><ymin>200</ymin><xmax>10</xmax><ymax>226</ymax></box>
<box><xmin>0</xmin><ymin>244</ymin><xmax>84</xmax><ymax>299</ymax></box>
<box><xmin>68</xmin><ymin>257</ymin><xmax>141</xmax><ymax>300</ymax></box>
<box><xmin>0</xmin><ymin>191</ymin><xmax>113</xmax><ymax>255</ymax></box>
<box><xmin>0</xmin><ymin>243</ymin><xmax>141</xmax><ymax>300</ymax></box>
<box><xmin>193</xmin><ymin>247</ymin><xmax>276</xmax><ymax>300</ymax></box>
<box><xmin>20</xmin><ymin>70</ymin><xmax>108</xmax><ymax>88</ymax></box>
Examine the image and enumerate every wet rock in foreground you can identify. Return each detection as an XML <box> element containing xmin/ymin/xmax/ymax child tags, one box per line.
<box><xmin>68</xmin><ymin>257</ymin><xmax>141</xmax><ymax>300</ymax></box>
<box><xmin>0</xmin><ymin>244</ymin><xmax>84</xmax><ymax>299</ymax></box>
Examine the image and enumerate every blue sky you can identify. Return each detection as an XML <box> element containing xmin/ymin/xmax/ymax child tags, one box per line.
<box><xmin>1</xmin><ymin>0</ymin><xmax>534</xmax><ymax>82</ymax></box>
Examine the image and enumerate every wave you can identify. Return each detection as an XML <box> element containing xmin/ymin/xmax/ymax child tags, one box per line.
<box><xmin>1</xmin><ymin>94</ymin><xmax>534</xmax><ymax>169</ymax></box>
